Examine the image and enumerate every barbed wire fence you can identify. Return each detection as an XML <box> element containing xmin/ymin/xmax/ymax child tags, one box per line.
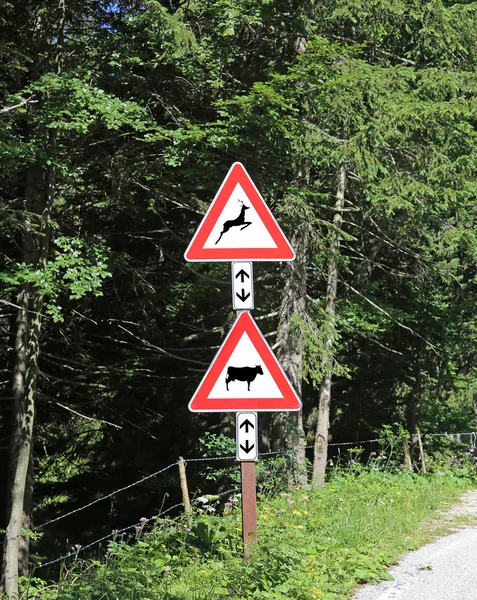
<box><xmin>4</xmin><ymin>429</ymin><xmax>476</xmax><ymax>581</ymax></box>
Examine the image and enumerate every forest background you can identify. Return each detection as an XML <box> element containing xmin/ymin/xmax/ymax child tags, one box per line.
<box><xmin>2</xmin><ymin>0</ymin><xmax>477</xmax><ymax>593</ymax></box>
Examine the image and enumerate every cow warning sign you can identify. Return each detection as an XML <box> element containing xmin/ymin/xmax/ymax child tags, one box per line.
<box><xmin>188</xmin><ymin>312</ymin><xmax>301</xmax><ymax>412</ymax></box>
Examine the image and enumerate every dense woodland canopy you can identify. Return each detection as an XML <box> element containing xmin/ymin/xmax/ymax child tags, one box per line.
<box><xmin>2</xmin><ymin>0</ymin><xmax>477</xmax><ymax>593</ymax></box>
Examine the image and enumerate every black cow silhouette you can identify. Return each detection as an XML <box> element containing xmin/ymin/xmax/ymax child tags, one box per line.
<box><xmin>215</xmin><ymin>200</ymin><xmax>251</xmax><ymax>244</ymax></box>
<box><xmin>226</xmin><ymin>365</ymin><xmax>264</xmax><ymax>391</ymax></box>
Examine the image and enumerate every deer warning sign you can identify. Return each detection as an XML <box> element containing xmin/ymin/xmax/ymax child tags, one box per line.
<box><xmin>184</xmin><ymin>163</ymin><xmax>295</xmax><ymax>262</ymax></box>
<box><xmin>188</xmin><ymin>312</ymin><xmax>301</xmax><ymax>412</ymax></box>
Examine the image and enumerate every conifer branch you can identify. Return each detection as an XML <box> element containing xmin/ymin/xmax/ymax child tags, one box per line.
<box><xmin>324</xmin><ymin>34</ymin><xmax>417</xmax><ymax>66</ymax></box>
<box><xmin>49</xmin><ymin>400</ymin><xmax>122</xmax><ymax>429</ymax></box>
<box><xmin>343</xmin><ymin>279</ymin><xmax>442</xmax><ymax>357</ymax></box>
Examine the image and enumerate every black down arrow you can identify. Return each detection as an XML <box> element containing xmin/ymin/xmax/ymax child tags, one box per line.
<box><xmin>240</xmin><ymin>440</ymin><xmax>255</xmax><ymax>454</ymax></box>
<box><xmin>236</xmin><ymin>289</ymin><xmax>250</xmax><ymax>302</ymax></box>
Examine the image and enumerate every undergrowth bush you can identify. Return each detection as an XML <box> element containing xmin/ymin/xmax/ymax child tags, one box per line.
<box><xmin>198</xmin><ymin>433</ymin><xmax>296</xmax><ymax>498</ymax></box>
<box><xmin>21</xmin><ymin>467</ymin><xmax>471</xmax><ymax>600</ymax></box>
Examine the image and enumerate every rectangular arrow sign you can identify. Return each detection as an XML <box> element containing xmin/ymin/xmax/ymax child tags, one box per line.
<box><xmin>236</xmin><ymin>412</ymin><xmax>258</xmax><ymax>461</ymax></box>
<box><xmin>232</xmin><ymin>262</ymin><xmax>254</xmax><ymax>310</ymax></box>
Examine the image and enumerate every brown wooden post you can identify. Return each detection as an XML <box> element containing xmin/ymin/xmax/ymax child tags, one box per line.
<box><xmin>402</xmin><ymin>436</ymin><xmax>413</xmax><ymax>470</ymax></box>
<box><xmin>416</xmin><ymin>430</ymin><xmax>427</xmax><ymax>474</ymax></box>
<box><xmin>241</xmin><ymin>461</ymin><xmax>257</xmax><ymax>557</ymax></box>
<box><xmin>178</xmin><ymin>457</ymin><xmax>192</xmax><ymax>514</ymax></box>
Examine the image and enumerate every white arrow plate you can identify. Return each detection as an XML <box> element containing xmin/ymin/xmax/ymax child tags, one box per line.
<box><xmin>236</xmin><ymin>412</ymin><xmax>258</xmax><ymax>461</ymax></box>
<box><xmin>232</xmin><ymin>262</ymin><xmax>254</xmax><ymax>310</ymax></box>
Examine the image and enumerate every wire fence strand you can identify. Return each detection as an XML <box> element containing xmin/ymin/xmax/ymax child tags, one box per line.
<box><xmin>185</xmin><ymin>454</ymin><xmax>237</xmax><ymax>462</ymax></box>
<box><xmin>33</xmin><ymin>462</ymin><xmax>177</xmax><ymax>532</ymax></box>
<box><xmin>29</xmin><ymin>502</ymin><xmax>184</xmax><ymax>574</ymax></box>
<box><xmin>4</xmin><ymin>429</ymin><xmax>476</xmax><ymax>582</ymax></box>
<box><xmin>8</xmin><ymin>430</ymin><xmax>475</xmax><ymax>544</ymax></box>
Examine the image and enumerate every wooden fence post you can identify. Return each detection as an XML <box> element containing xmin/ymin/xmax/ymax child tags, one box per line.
<box><xmin>402</xmin><ymin>436</ymin><xmax>413</xmax><ymax>470</ymax></box>
<box><xmin>178</xmin><ymin>457</ymin><xmax>192</xmax><ymax>514</ymax></box>
<box><xmin>416</xmin><ymin>430</ymin><xmax>427</xmax><ymax>474</ymax></box>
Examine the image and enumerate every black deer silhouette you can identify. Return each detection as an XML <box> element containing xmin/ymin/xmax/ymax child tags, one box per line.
<box><xmin>215</xmin><ymin>200</ymin><xmax>251</xmax><ymax>244</ymax></box>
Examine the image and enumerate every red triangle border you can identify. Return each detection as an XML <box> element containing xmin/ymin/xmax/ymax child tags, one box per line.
<box><xmin>184</xmin><ymin>163</ymin><xmax>295</xmax><ymax>262</ymax></box>
<box><xmin>189</xmin><ymin>312</ymin><xmax>301</xmax><ymax>412</ymax></box>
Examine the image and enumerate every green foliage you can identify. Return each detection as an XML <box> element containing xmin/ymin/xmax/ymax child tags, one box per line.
<box><xmin>199</xmin><ymin>433</ymin><xmax>236</xmax><ymax>460</ymax></box>
<box><xmin>375</xmin><ymin>423</ymin><xmax>410</xmax><ymax>468</ymax></box>
<box><xmin>24</xmin><ymin>74</ymin><xmax>154</xmax><ymax>134</ymax></box>
<box><xmin>197</xmin><ymin>433</ymin><xmax>298</xmax><ymax>497</ymax></box>
<box><xmin>198</xmin><ymin>432</ymin><xmax>238</xmax><ymax>486</ymax></box>
<box><xmin>299</xmin><ymin>309</ymin><xmax>350</xmax><ymax>388</ymax></box>
<box><xmin>0</xmin><ymin>236</ymin><xmax>111</xmax><ymax>321</ymax></box>
<box><xmin>35</xmin><ymin>418</ymin><xmax>105</xmax><ymax>512</ymax></box>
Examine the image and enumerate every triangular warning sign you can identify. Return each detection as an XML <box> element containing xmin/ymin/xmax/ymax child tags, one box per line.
<box><xmin>189</xmin><ymin>312</ymin><xmax>301</xmax><ymax>412</ymax></box>
<box><xmin>184</xmin><ymin>163</ymin><xmax>295</xmax><ymax>262</ymax></box>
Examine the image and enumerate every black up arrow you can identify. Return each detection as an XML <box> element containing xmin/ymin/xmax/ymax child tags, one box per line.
<box><xmin>235</xmin><ymin>269</ymin><xmax>250</xmax><ymax>283</ymax></box>
<box><xmin>236</xmin><ymin>289</ymin><xmax>250</xmax><ymax>302</ymax></box>
<box><xmin>240</xmin><ymin>440</ymin><xmax>255</xmax><ymax>454</ymax></box>
<box><xmin>240</xmin><ymin>418</ymin><xmax>255</xmax><ymax>433</ymax></box>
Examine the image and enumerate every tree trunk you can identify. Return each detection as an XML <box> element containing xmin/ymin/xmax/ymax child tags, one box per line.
<box><xmin>267</xmin><ymin>0</ymin><xmax>312</xmax><ymax>486</ymax></box>
<box><xmin>407</xmin><ymin>356</ymin><xmax>421</xmax><ymax>435</ymax></box>
<box><xmin>2</xmin><ymin>149</ymin><xmax>53</xmax><ymax>596</ymax></box>
<box><xmin>219</xmin><ymin>412</ymin><xmax>235</xmax><ymax>439</ymax></box>
<box><xmin>312</xmin><ymin>164</ymin><xmax>347</xmax><ymax>487</ymax></box>
<box><xmin>271</xmin><ymin>222</ymin><xmax>309</xmax><ymax>486</ymax></box>
<box><xmin>3</xmin><ymin>9</ymin><xmax>66</xmax><ymax>590</ymax></box>
<box><xmin>3</xmin><ymin>349</ymin><xmax>36</xmax><ymax>597</ymax></box>
<box><xmin>3</xmin><ymin>296</ymin><xmax>44</xmax><ymax>597</ymax></box>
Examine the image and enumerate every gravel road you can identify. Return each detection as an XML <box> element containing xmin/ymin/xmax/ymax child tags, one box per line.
<box><xmin>352</xmin><ymin>490</ymin><xmax>477</xmax><ymax>600</ymax></box>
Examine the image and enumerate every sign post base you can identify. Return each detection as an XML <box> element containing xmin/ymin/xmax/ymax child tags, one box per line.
<box><xmin>241</xmin><ymin>461</ymin><xmax>257</xmax><ymax>558</ymax></box>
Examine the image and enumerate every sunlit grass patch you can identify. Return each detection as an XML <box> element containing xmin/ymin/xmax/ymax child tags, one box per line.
<box><xmin>24</xmin><ymin>469</ymin><xmax>470</xmax><ymax>600</ymax></box>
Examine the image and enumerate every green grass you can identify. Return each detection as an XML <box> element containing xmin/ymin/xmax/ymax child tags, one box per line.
<box><xmin>22</xmin><ymin>468</ymin><xmax>472</xmax><ymax>600</ymax></box>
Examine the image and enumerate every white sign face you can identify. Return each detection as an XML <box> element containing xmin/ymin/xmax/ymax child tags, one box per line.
<box><xmin>208</xmin><ymin>332</ymin><xmax>283</xmax><ymax>399</ymax></box>
<box><xmin>202</xmin><ymin>184</ymin><xmax>279</xmax><ymax>250</ymax></box>
<box><xmin>232</xmin><ymin>262</ymin><xmax>254</xmax><ymax>310</ymax></box>
<box><xmin>236</xmin><ymin>412</ymin><xmax>258</xmax><ymax>461</ymax></box>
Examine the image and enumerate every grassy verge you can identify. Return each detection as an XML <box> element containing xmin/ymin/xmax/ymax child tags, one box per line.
<box><xmin>23</xmin><ymin>469</ymin><xmax>471</xmax><ymax>600</ymax></box>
